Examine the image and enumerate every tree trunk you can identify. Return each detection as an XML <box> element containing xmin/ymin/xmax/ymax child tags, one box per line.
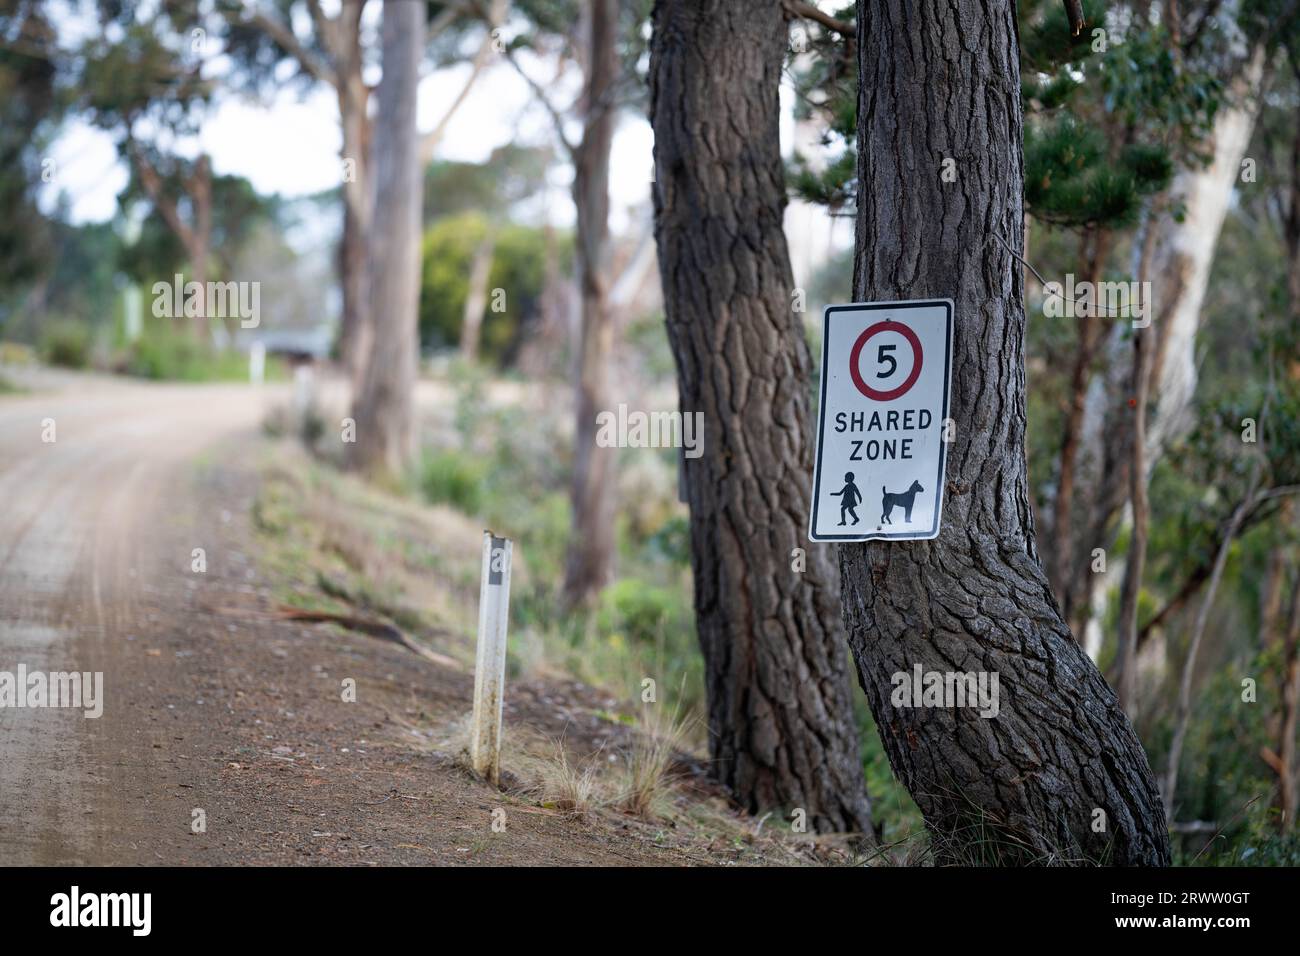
<box><xmin>335</xmin><ymin>0</ymin><xmax>372</xmax><ymax>382</ymax></box>
<box><xmin>1048</xmin><ymin>228</ymin><xmax>1108</xmax><ymax>605</ymax></box>
<box><xmin>1163</xmin><ymin>484</ymin><xmax>1259</xmax><ymax>821</ymax></box>
<box><xmin>561</xmin><ymin>0</ymin><xmax>618</xmax><ymax>608</ymax></box>
<box><xmin>1066</xmin><ymin>44</ymin><xmax>1270</xmax><ymax>634</ymax></box>
<box><xmin>350</xmin><ymin>0</ymin><xmax>424</xmax><ymax>480</ymax></box>
<box><xmin>1268</xmin><ymin>577</ymin><xmax>1300</xmax><ymax>830</ymax></box>
<box><xmin>460</xmin><ymin>228</ymin><xmax>497</xmax><ymax>362</ymax></box>
<box><xmin>1265</xmin><ymin>114</ymin><xmax>1300</xmax><ymax>818</ymax></box>
<box><xmin>516</xmin><ymin>223</ymin><xmax>575</xmax><ymax>379</ymax></box>
<box><xmin>648</xmin><ymin>0</ymin><xmax>874</xmax><ymax>835</ymax></box>
<box><xmin>1115</xmin><ymin>323</ymin><xmax>1152</xmax><ymax>716</ymax></box>
<box><xmin>189</xmin><ymin>154</ymin><xmax>212</xmax><ymax>343</ymax></box>
<box><xmin>839</xmin><ymin>0</ymin><xmax>1169</xmax><ymax>864</ymax></box>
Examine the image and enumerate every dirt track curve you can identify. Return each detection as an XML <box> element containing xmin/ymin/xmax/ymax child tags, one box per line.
<box><xmin>0</xmin><ymin>370</ymin><xmax>716</xmax><ymax>866</ymax></box>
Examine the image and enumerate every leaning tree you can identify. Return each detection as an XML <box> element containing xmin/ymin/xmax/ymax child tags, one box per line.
<box><xmin>649</xmin><ymin>0</ymin><xmax>874</xmax><ymax>834</ymax></box>
<box><xmin>837</xmin><ymin>0</ymin><xmax>1171</xmax><ymax>864</ymax></box>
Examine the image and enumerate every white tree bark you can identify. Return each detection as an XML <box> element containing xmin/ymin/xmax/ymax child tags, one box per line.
<box><xmin>1068</xmin><ymin>42</ymin><xmax>1270</xmax><ymax>646</ymax></box>
<box><xmin>1144</xmin><ymin>45</ymin><xmax>1268</xmax><ymax>457</ymax></box>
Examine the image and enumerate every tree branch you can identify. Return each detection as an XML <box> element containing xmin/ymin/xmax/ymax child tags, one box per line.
<box><xmin>305</xmin><ymin>0</ymin><xmax>337</xmax><ymax>68</ymax></box>
<box><xmin>1063</xmin><ymin>0</ymin><xmax>1086</xmax><ymax>37</ymax></box>
<box><xmin>229</xmin><ymin>3</ymin><xmax>336</xmax><ymax>89</ymax></box>
<box><xmin>429</xmin><ymin>2</ymin><xmax>470</xmax><ymax>40</ymax></box>
<box><xmin>420</xmin><ymin>0</ymin><xmax>505</xmax><ymax>163</ymax></box>
<box><xmin>126</xmin><ymin>134</ymin><xmax>196</xmax><ymax>255</ymax></box>
<box><xmin>504</xmin><ymin>47</ymin><xmax>576</xmax><ymax>160</ymax></box>
<box><xmin>784</xmin><ymin>0</ymin><xmax>855</xmax><ymax>37</ymax></box>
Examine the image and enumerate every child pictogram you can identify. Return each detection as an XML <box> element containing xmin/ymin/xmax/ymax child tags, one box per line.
<box><xmin>829</xmin><ymin>471</ymin><xmax>862</xmax><ymax>526</ymax></box>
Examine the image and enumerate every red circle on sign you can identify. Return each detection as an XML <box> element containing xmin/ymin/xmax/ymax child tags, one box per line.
<box><xmin>849</xmin><ymin>320</ymin><xmax>923</xmax><ymax>401</ymax></box>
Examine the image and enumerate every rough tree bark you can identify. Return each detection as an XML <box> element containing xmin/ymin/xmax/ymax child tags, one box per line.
<box><xmin>649</xmin><ymin>0</ymin><xmax>874</xmax><ymax>834</ymax></box>
<box><xmin>350</xmin><ymin>0</ymin><xmax>424</xmax><ymax>479</ymax></box>
<box><xmin>562</xmin><ymin>0</ymin><xmax>618</xmax><ymax>607</ymax></box>
<box><xmin>839</xmin><ymin>0</ymin><xmax>1170</xmax><ymax>864</ymax></box>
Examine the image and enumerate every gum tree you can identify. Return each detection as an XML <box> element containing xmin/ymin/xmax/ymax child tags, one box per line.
<box><xmin>221</xmin><ymin>0</ymin><xmax>506</xmax><ymax>378</ymax></box>
<box><xmin>350</xmin><ymin>0</ymin><xmax>424</xmax><ymax>478</ymax></box>
<box><xmin>649</xmin><ymin>0</ymin><xmax>874</xmax><ymax>834</ymax></box>
<box><xmin>507</xmin><ymin>0</ymin><xmax>655</xmax><ymax>607</ymax></box>
<box><xmin>838</xmin><ymin>0</ymin><xmax>1170</xmax><ymax>864</ymax></box>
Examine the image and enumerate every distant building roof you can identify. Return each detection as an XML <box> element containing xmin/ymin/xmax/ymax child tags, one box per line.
<box><xmin>244</xmin><ymin>326</ymin><xmax>333</xmax><ymax>360</ymax></box>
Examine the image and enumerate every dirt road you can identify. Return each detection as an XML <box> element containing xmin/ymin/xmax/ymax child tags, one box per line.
<box><xmin>0</xmin><ymin>369</ymin><xmax>773</xmax><ymax>866</ymax></box>
<box><xmin>0</xmin><ymin>371</ymin><xmax>281</xmax><ymax>863</ymax></box>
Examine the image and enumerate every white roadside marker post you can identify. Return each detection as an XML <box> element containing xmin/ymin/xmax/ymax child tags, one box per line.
<box><xmin>471</xmin><ymin>531</ymin><xmax>512</xmax><ymax>785</ymax></box>
<box><xmin>249</xmin><ymin>341</ymin><xmax>266</xmax><ymax>386</ymax></box>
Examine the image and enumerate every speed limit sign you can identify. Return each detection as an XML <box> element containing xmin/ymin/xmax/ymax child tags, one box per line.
<box><xmin>808</xmin><ymin>299</ymin><xmax>953</xmax><ymax>542</ymax></box>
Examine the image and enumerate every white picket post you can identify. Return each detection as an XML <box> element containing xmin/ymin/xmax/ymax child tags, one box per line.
<box><xmin>471</xmin><ymin>531</ymin><xmax>512</xmax><ymax>785</ymax></box>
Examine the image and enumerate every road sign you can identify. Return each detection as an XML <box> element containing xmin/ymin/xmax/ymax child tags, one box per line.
<box><xmin>809</xmin><ymin>299</ymin><xmax>953</xmax><ymax>542</ymax></box>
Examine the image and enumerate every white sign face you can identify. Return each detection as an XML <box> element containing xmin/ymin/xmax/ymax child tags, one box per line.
<box><xmin>809</xmin><ymin>299</ymin><xmax>953</xmax><ymax>542</ymax></box>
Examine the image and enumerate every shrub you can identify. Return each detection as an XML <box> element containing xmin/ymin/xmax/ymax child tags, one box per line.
<box><xmin>419</xmin><ymin>449</ymin><xmax>488</xmax><ymax>514</ymax></box>
<box><xmin>597</xmin><ymin>578</ymin><xmax>681</xmax><ymax>645</ymax></box>
<box><xmin>39</xmin><ymin>320</ymin><xmax>91</xmax><ymax>369</ymax></box>
<box><xmin>123</xmin><ymin>326</ymin><xmax>250</xmax><ymax>381</ymax></box>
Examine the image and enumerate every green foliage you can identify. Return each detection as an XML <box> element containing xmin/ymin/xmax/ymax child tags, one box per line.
<box><xmin>0</xmin><ymin>2</ymin><xmax>57</xmax><ymax>297</ymax></box>
<box><xmin>622</xmin><ymin>313</ymin><xmax>677</xmax><ymax>381</ymax></box>
<box><xmin>597</xmin><ymin>578</ymin><xmax>683</xmax><ymax>645</ymax></box>
<box><xmin>39</xmin><ymin>319</ymin><xmax>91</xmax><ymax>369</ymax></box>
<box><xmin>419</xmin><ymin>449</ymin><xmax>488</xmax><ymax>514</ymax></box>
<box><xmin>122</xmin><ymin>320</ymin><xmax>252</xmax><ymax>381</ymax></box>
<box><xmin>419</xmin><ymin>212</ymin><xmax>567</xmax><ymax>363</ymax></box>
<box><xmin>643</xmin><ymin>514</ymin><xmax>690</xmax><ymax>568</ymax></box>
<box><xmin>1020</xmin><ymin>0</ymin><xmax>1105</xmax><ymax>73</ymax></box>
<box><xmin>1017</xmin><ymin>2</ymin><xmax>1204</xmax><ymax>231</ymax></box>
<box><xmin>1156</xmin><ymin>667</ymin><xmax>1276</xmax><ymax>865</ymax></box>
<box><xmin>788</xmin><ymin>150</ymin><xmax>856</xmax><ymax>212</ymax></box>
<box><xmin>1025</xmin><ymin>118</ymin><xmax>1170</xmax><ymax>228</ymax></box>
<box><xmin>510</xmin><ymin>0</ymin><xmax>653</xmax><ymax>106</ymax></box>
<box><xmin>785</xmin><ymin>5</ymin><xmax>856</xmax><ymax>212</ymax></box>
<box><xmin>1098</xmin><ymin>28</ymin><xmax>1222</xmax><ymax>158</ymax></box>
<box><xmin>423</xmin><ymin>145</ymin><xmax>552</xmax><ymax>223</ymax></box>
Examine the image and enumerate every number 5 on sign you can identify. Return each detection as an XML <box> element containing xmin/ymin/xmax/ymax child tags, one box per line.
<box><xmin>809</xmin><ymin>299</ymin><xmax>954</xmax><ymax>542</ymax></box>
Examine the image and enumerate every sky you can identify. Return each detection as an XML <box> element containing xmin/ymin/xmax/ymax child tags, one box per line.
<box><xmin>38</xmin><ymin>1</ymin><xmax>850</xmax><ymax>285</ymax></box>
<box><xmin>44</xmin><ymin>34</ymin><xmax>659</xmax><ymax>233</ymax></box>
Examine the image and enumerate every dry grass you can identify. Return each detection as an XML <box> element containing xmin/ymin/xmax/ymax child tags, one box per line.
<box><xmin>617</xmin><ymin>705</ymin><xmax>691</xmax><ymax>819</ymax></box>
<box><xmin>538</xmin><ymin>745</ymin><xmax>602</xmax><ymax>819</ymax></box>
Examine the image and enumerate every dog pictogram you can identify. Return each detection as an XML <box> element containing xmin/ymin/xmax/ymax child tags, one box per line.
<box><xmin>881</xmin><ymin>480</ymin><xmax>924</xmax><ymax>524</ymax></box>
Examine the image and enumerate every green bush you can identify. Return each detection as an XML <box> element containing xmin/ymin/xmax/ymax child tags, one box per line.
<box><xmin>419</xmin><ymin>449</ymin><xmax>488</xmax><ymax>514</ymax></box>
<box><xmin>419</xmin><ymin>213</ymin><xmax>568</xmax><ymax>364</ymax></box>
<box><xmin>39</xmin><ymin>320</ymin><xmax>92</xmax><ymax>369</ymax></box>
<box><xmin>123</xmin><ymin>324</ymin><xmax>251</xmax><ymax>382</ymax></box>
<box><xmin>597</xmin><ymin>578</ymin><xmax>683</xmax><ymax>645</ymax></box>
